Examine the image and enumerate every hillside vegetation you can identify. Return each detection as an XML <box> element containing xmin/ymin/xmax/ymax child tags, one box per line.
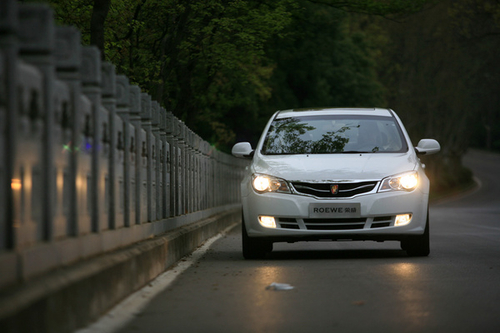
<box><xmin>34</xmin><ymin>0</ymin><xmax>500</xmax><ymax>196</ymax></box>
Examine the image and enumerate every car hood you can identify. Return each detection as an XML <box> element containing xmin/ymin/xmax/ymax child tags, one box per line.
<box><xmin>252</xmin><ymin>153</ymin><xmax>418</xmax><ymax>182</ymax></box>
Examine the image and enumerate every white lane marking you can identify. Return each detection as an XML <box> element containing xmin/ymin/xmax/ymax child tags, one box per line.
<box><xmin>75</xmin><ymin>225</ymin><xmax>234</xmax><ymax>333</ymax></box>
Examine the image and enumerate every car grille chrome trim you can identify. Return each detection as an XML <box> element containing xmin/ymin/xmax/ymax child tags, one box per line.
<box><xmin>341</xmin><ymin>184</ymin><xmax>374</xmax><ymax>192</ymax></box>
<box><xmin>293</xmin><ymin>184</ymin><xmax>331</xmax><ymax>193</ymax></box>
<box><xmin>290</xmin><ymin>181</ymin><xmax>378</xmax><ymax>198</ymax></box>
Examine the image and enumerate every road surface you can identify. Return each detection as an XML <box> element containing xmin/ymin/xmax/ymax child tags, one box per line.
<box><xmin>87</xmin><ymin>149</ymin><xmax>500</xmax><ymax>333</ymax></box>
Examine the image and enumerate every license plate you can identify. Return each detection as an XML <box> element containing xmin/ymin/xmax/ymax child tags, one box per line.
<box><xmin>309</xmin><ymin>203</ymin><xmax>361</xmax><ymax>218</ymax></box>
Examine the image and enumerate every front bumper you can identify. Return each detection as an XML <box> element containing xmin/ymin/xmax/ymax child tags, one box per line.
<box><xmin>242</xmin><ymin>187</ymin><xmax>429</xmax><ymax>243</ymax></box>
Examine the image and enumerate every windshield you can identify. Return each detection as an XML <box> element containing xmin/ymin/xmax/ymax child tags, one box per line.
<box><xmin>261</xmin><ymin>115</ymin><xmax>408</xmax><ymax>155</ymax></box>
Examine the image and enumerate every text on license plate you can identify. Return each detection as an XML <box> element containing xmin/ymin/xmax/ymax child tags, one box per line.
<box><xmin>309</xmin><ymin>203</ymin><xmax>361</xmax><ymax>218</ymax></box>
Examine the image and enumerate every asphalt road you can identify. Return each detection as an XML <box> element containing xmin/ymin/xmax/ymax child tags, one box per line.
<box><xmin>116</xmin><ymin>149</ymin><xmax>500</xmax><ymax>333</ymax></box>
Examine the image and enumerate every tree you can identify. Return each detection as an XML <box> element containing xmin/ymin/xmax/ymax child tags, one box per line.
<box><xmin>370</xmin><ymin>0</ymin><xmax>500</xmax><ymax>193</ymax></box>
<box><xmin>90</xmin><ymin>0</ymin><xmax>111</xmax><ymax>59</ymax></box>
<box><xmin>39</xmin><ymin>0</ymin><xmax>456</xmax><ymax>151</ymax></box>
<box><xmin>449</xmin><ymin>0</ymin><xmax>500</xmax><ymax>151</ymax></box>
<box><xmin>237</xmin><ymin>0</ymin><xmax>426</xmax><ymax>145</ymax></box>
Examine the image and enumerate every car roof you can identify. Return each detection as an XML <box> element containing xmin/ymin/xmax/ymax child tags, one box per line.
<box><xmin>275</xmin><ymin>107</ymin><xmax>394</xmax><ymax>118</ymax></box>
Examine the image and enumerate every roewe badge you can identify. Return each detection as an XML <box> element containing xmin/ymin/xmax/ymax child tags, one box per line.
<box><xmin>330</xmin><ymin>184</ymin><xmax>339</xmax><ymax>195</ymax></box>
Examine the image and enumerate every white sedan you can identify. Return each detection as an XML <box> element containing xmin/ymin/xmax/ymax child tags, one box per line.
<box><xmin>232</xmin><ymin>108</ymin><xmax>440</xmax><ymax>259</ymax></box>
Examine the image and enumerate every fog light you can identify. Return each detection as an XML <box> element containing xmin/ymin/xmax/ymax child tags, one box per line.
<box><xmin>259</xmin><ymin>216</ymin><xmax>276</xmax><ymax>228</ymax></box>
<box><xmin>395</xmin><ymin>214</ymin><xmax>412</xmax><ymax>226</ymax></box>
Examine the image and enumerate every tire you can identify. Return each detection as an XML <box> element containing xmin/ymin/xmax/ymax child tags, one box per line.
<box><xmin>242</xmin><ymin>217</ymin><xmax>272</xmax><ymax>259</ymax></box>
<box><xmin>401</xmin><ymin>212</ymin><xmax>430</xmax><ymax>257</ymax></box>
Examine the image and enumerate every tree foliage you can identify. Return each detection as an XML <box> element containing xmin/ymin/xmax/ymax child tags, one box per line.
<box><xmin>35</xmin><ymin>0</ymin><xmax>433</xmax><ymax>150</ymax></box>
<box><xmin>449</xmin><ymin>0</ymin><xmax>500</xmax><ymax>151</ymax></box>
<box><xmin>34</xmin><ymin>0</ymin><xmax>500</xmax><ymax>195</ymax></box>
<box><xmin>305</xmin><ymin>0</ymin><xmax>430</xmax><ymax>17</ymax></box>
<box><xmin>371</xmin><ymin>0</ymin><xmax>500</xmax><ymax>194</ymax></box>
<box><xmin>38</xmin><ymin>0</ymin><xmax>296</xmax><ymax>147</ymax></box>
<box><xmin>266</xmin><ymin>2</ymin><xmax>385</xmax><ymax>109</ymax></box>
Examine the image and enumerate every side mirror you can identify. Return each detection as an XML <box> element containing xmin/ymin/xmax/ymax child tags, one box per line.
<box><xmin>415</xmin><ymin>139</ymin><xmax>440</xmax><ymax>155</ymax></box>
<box><xmin>232</xmin><ymin>142</ymin><xmax>254</xmax><ymax>158</ymax></box>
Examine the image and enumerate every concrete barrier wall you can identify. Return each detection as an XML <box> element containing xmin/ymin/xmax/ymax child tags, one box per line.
<box><xmin>0</xmin><ymin>1</ymin><xmax>248</xmax><ymax>331</ymax></box>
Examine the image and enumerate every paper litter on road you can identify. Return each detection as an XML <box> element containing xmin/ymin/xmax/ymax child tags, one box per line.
<box><xmin>266</xmin><ymin>282</ymin><xmax>294</xmax><ymax>291</ymax></box>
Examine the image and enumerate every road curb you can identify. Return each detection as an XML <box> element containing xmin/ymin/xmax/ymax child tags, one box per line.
<box><xmin>0</xmin><ymin>208</ymin><xmax>241</xmax><ymax>333</ymax></box>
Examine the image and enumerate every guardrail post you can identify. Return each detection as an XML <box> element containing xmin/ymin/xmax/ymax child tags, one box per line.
<box><xmin>212</xmin><ymin>150</ymin><xmax>217</xmax><ymax>207</ymax></box>
<box><xmin>140</xmin><ymin>93</ymin><xmax>153</xmax><ymax>221</ymax></box>
<box><xmin>185</xmin><ymin>129</ymin><xmax>192</xmax><ymax>214</ymax></box>
<box><xmin>51</xmin><ymin>27</ymin><xmax>81</xmax><ymax>241</ymax></box>
<box><xmin>173</xmin><ymin>117</ymin><xmax>182</xmax><ymax>216</ymax></box>
<box><xmin>165</xmin><ymin>112</ymin><xmax>176</xmax><ymax>217</ymax></box>
<box><xmin>52</xmin><ymin>74</ymin><xmax>72</xmax><ymax>239</ymax></box>
<box><xmin>81</xmin><ymin>46</ymin><xmax>106</xmax><ymax>233</ymax></box>
<box><xmin>151</xmin><ymin>101</ymin><xmax>161</xmax><ymax>220</ymax></box>
<box><xmin>193</xmin><ymin>132</ymin><xmax>200</xmax><ymax>212</ymax></box>
<box><xmin>18</xmin><ymin>4</ymin><xmax>55</xmax><ymax>246</ymax></box>
<box><xmin>0</xmin><ymin>45</ymin><xmax>6</xmax><ymax>250</ymax></box>
<box><xmin>169</xmin><ymin>116</ymin><xmax>177</xmax><ymax>216</ymax></box>
<box><xmin>193</xmin><ymin>134</ymin><xmax>200</xmax><ymax>212</ymax></box>
<box><xmin>216</xmin><ymin>151</ymin><xmax>222</xmax><ymax>207</ymax></box>
<box><xmin>0</xmin><ymin>0</ymin><xmax>18</xmax><ymax>251</ymax></box>
<box><xmin>185</xmin><ymin>125</ymin><xmax>191</xmax><ymax>214</ymax></box>
<box><xmin>220</xmin><ymin>152</ymin><xmax>225</xmax><ymax>205</ymax></box>
<box><xmin>128</xmin><ymin>85</ymin><xmax>143</xmax><ymax>224</ymax></box>
<box><xmin>101</xmin><ymin>62</ymin><xmax>123</xmax><ymax>229</ymax></box>
<box><xmin>219</xmin><ymin>151</ymin><xmax>225</xmax><ymax>206</ymax></box>
<box><xmin>183</xmin><ymin>129</ymin><xmax>189</xmax><ymax>214</ymax></box>
<box><xmin>208</xmin><ymin>144</ymin><xmax>214</xmax><ymax>209</ymax></box>
<box><xmin>158</xmin><ymin>106</ymin><xmax>169</xmax><ymax>219</ymax></box>
<box><xmin>190</xmin><ymin>131</ymin><xmax>197</xmax><ymax>213</ymax></box>
<box><xmin>116</xmin><ymin>75</ymin><xmax>133</xmax><ymax>227</ymax></box>
<box><xmin>177</xmin><ymin>121</ymin><xmax>186</xmax><ymax>215</ymax></box>
<box><xmin>201</xmin><ymin>141</ymin><xmax>209</xmax><ymax>210</ymax></box>
<box><xmin>55</xmin><ymin>26</ymin><xmax>91</xmax><ymax>237</ymax></box>
<box><xmin>201</xmin><ymin>140</ymin><xmax>208</xmax><ymax>209</ymax></box>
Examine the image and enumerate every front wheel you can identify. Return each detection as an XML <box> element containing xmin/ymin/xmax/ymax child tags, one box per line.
<box><xmin>401</xmin><ymin>212</ymin><xmax>430</xmax><ymax>257</ymax></box>
<box><xmin>242</xmin><ymin>218</ymin><xmax>272</xmax><ymax>259</ymax></box>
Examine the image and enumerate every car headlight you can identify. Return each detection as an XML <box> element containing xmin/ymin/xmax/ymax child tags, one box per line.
<box><xmin>252</xmin><ymin>174</ymin><xmax>291</xmax><ymax>193</ymax></box>
<box><xmin>379</xmin><ymin>171</ymin><xmax>418</xmax><ymax>192</ymax></box>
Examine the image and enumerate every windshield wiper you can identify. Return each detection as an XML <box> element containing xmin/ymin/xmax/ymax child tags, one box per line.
<box><xmin>339</xmin><ymin>150</ymin><xmax>372</xmax><ymax>154</ymax></box>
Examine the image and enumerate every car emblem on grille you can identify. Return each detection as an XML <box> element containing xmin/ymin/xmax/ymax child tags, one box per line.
<box><xmin>330</xmin><ymin>184</ymin><xmax>339</xmax><ymax>195</ymax></box>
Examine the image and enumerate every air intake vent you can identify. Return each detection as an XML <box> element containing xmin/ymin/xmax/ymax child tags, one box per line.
<box><xmin>302</xmin><ymin>218</ymin><xmax>367</xmax><ymax>230</ymax></box>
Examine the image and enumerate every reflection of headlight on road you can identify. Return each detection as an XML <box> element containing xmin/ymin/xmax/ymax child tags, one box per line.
<box><xmin>379</xmin><ymin>171</ymin><xmax>418</xmax><ymax>192</ymax></box>
<box><xmin>252</xmin><ymin>174</ymin><xmax>291</xmax><ymax>193</ymax></box>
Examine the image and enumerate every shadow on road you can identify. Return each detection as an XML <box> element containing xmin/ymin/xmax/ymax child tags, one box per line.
<box><xmin>210</xmin><ymin>247</ymin><xmax>410</xmax><ymax>261</ymax></box>
<box><xmin>262</xmin><ymin>248</ymin><xmax>409</xmax><ymax>260</ymax></box>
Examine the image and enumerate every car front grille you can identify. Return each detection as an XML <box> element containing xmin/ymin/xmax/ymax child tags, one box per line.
<box><xmin>277</xmin><ymin>216</ymin><xmax>394</xmax><ymax>230</ymax></box>
<box><xmin>303</xmin><ymin>218</ymin><xmax>366</xmax><ymax>230</ymax></box>
<box><xmin>278</xmin><ymin>217</ymin><xmax>301</xmax><ymax>229</ymax></box>
<box><xmin>291</xmin><ymin>181</ymin><xmax>378</xmax><ymax>198</ymax></box>
<box><xmin>371</xmin><ymin>216</ymin><xmax>392</xmax><ymax>228</ymax></box>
